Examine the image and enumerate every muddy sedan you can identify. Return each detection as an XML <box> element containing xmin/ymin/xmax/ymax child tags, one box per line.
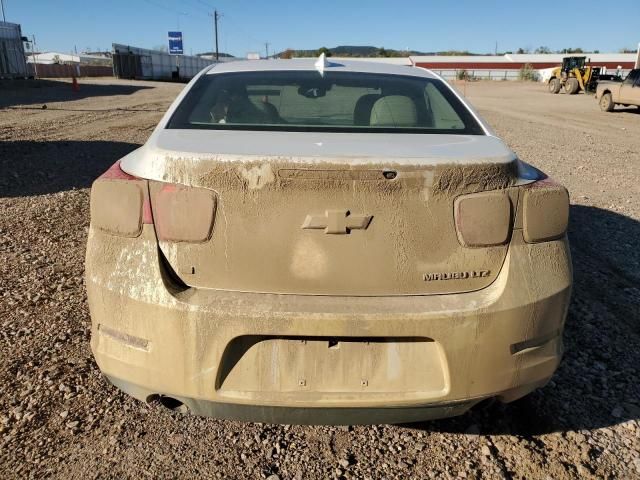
<box><xmin>86</xmin><ymin>57</ymin><xmax>572</xmax><ymax>425</ymax></box>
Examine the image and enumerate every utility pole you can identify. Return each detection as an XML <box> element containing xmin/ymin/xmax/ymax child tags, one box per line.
<box><xmin>264</xmin><ymin>42</ymin><xmax>270</xmax><ymax>59</ymax></box>
<box><xmin>31</xmin><ymin>35</ymin><xmax>38</xmax><ymax>78</ymax></box>
<box><xmin>213</xmin><ymin>10</ymin><xmax>219</xmax><ymax>61</ymax></box>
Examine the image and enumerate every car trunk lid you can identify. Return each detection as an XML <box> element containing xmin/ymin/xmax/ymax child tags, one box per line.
<box><xmin>123</xmin><ymin>130</ymin><xmax>520</xmax><ymax>296</ymax></box>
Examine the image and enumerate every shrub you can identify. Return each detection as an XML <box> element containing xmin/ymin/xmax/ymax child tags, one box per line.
<box><xmin>457</xmin><ymin>69</ymin><xmax>468</xmax><ymax>80</ymax></box>
<box><xmin>518</xmin><ymin>63</ymin><xmax>539</xmax><ymax>81</ymax></box>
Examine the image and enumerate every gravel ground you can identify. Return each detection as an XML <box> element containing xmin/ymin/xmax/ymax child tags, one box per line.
<box><xmin>1</xmin><ymin>78</ymin><xmax>639</xmax><ymax>479</ymax></box>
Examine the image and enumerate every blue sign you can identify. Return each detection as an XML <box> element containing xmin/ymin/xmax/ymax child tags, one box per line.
<box><xmin>168</xmin><ymin>31</ymin><xmax>183</xmax><ymax>55</ymax></box>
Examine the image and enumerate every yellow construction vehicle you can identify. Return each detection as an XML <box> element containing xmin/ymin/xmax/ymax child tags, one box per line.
<box><xmin>548</xmin><ymin>56</ymin><xmax>602</xmax><ymax>94</ymax></box>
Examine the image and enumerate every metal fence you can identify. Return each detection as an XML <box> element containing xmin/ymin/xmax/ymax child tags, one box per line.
<box><xmin>431</xmin><ymin>69</ymin><xmax>522</xmax><ymax>81</ymax></box>
<box><xmin>112</xmin><ymin>43</ymin><xmax>216</xmax><ymax>81</ymax></box>
<box><xmin>427</xmin><ymin>67</ymin><xmax>633</xmax><ymax>82</ymax></box>
<box><xmin>27</xmin><ymin>63</ymin><xmax>113</xmax><ymax>78</ymax></box>
<box><xmin>0</xmin><ymin>22</ymin><xmax>28</xmax><ymax>78</ymax></box>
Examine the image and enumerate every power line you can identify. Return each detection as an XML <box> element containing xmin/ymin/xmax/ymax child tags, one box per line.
<box><xmin>221</xmin><ymin>13</ymin><xmax>265</xmax><ymax>51</ymax></box>
<box><xmin>180</xmin><ymin>0</ymin><xmax>210</xmax><ymax>15</ymax></box>
<box><xmin>150</xmin><ymin>1</ymin><xmax>269</xmax><ymax>58</ymax></box>
<box><xmin>141</xmin><ymin>0</ymin><xmax>188</xmax><ymax>16</ymax></box>
<box><xmin>197</xmin><ymin>0</ymin><xmax>216</xmax><ymax>9</ymax></box>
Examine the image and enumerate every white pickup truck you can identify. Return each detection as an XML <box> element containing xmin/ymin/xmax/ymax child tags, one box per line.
<box><xmin>596</xmin><ymin>69</ymin><xmax>640</xmax><ymax>111</ymax></box>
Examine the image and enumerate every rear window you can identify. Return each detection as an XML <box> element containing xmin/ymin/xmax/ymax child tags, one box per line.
<box><xmin>167</xmin><ymin>70</ymin><xmax>485</xmax><ymax>135</ymax></box>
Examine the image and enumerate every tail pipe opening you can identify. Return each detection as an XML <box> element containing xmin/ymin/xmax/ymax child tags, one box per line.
<box><xmin>147</xmin><ymin>394</ymin><xmax>189</xmax><ymax>414</ymax></box>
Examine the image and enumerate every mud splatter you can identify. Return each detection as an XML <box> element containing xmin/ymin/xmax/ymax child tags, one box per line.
<box><xmin>237</xmin><ymin>163</ymin><xmax>275</xmax><ymax>190</ymax></box>
<box><xmin>432</xmin><ymin>161</ymin><xmax>518</xmax><ymax>196</ymax></box>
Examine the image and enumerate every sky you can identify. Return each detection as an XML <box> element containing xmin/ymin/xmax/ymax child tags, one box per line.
<box><xmin>4</xmin><ymin>0</ymin><xmax>639</xmax><ymax>57</ymax></box>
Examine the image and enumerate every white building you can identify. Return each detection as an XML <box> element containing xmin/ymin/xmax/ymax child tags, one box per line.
<box><xmin>26</xmin><ymin>51</ymin><xmax>111</xmax><ymax>66</ymax></box>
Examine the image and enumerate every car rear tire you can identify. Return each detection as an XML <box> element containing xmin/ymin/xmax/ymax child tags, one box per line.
<box><xmin>599</xmin><ymin>93</ymin><xmax>615</xmax><ymax>112</ymax></box>
<box><xmin>548</xmin><ymin>78</ymin><xmax>561</xmax><ymax>94</ymax></box>
<box><xmin>565</xmin><ymin>78</ymin><xmax>579</xmax><ymax>95</ymax></box>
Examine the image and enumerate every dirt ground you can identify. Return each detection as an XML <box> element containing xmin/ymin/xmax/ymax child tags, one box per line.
<box><xmin>1</xmin><ymin>78</ymin><xmax>639</xmax><ymax>479</ymax></box>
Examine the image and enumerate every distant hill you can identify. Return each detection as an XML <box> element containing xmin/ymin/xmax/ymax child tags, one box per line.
<box><xmin>276</xmin><ymin>45</ymin><xmax>482</xmax><ymax>58</ymax></box>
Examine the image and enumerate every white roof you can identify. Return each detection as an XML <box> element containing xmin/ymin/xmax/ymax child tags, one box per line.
<box><xmin>26</xmin><ymin>51</ymin><xmax>110</xmax><ymax>64</ymax></box>
<box><xmin>206</xmin><ymin>58</ymin><xmax>430</xmax><ymax>77</ymax></box>
<box><xmin>29</xmin><ymin>52</ymin><xmax>80</xmax><ymax>63</ymax></box>
<box><xmin>331</xmin><ymin>56</ymin><xmax>412</xmax><ymax>66</ymax></box>
<box><xmin>410</xmin><ymin>55</ymin><xmax>506</xmax><ymax>64</ymax></box>
<box><xmin>410</xmin><ymin>53</ymin><xmax>637</xmax><ymax>64</ymax></box>
<box><xmin>506</xmin><ymin>53</ymin><xmax>637</xmax><ymax>63</ymax></box>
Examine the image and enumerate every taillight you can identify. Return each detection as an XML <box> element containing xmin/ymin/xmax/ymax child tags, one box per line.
<box><xmin>521</xmin><ymin>179</ymin><xmax>569</xmax><ymax>243</ymax></box>
<box><xmin>90</xmin><ymin>161</ymin><xmax>152</xmax><ymax>237</ymax></box>
<box><xmin>149</xmin><ymin>182</ymin><xmax>216</xmax><ymax>243</ymax></box>
<box><xmin>454</xmin><ymin>191</ymin><xmax>512</xmax><ymax>247</ymax></box>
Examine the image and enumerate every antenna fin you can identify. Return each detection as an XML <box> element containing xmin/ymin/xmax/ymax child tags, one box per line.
<box><xmin>314</xmin><ymin>52</ymin><xmax>329</xmax><ymax>76</ymax></box>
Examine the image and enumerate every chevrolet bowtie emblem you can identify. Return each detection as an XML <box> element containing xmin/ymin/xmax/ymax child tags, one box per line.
<box><xmin>302</xmin><ymin>210</ymin><xmax>373</xmax><ymax>235</ymax></box>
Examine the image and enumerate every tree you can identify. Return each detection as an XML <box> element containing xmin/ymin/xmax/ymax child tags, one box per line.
<box><xmin>280</xmin><ymin>49</ymin><xmax>295</xmax><ymax>59</ymax></box>
<box><xmin>516</xmin><ymin>47</ymin><xmax>530</xmax><ymax>54</ymax></box>
<box><xmin>377</xmin><ymin>47</ymin><xmax>390</xmax><ymax>57</ymax></box>
<box><xmin>534</xmin><ymin>46</ymin><xmax>551</xmax><ymax>54</ymax></box>
<box><xmin>317</xmin><ymin>47</ymin><xmax>332</xmax><ymax>57</ymax></box>
<box><xmin>438</xmin><ymin>50</ymin><xmax>473</xmax><ymax>56</ymax></box>
<box><xmin>561</xmin><ymin>47</ymin><xmax>584</xmax><ymax>54</ymax></box>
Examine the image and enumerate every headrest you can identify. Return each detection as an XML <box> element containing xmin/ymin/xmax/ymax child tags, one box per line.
<box><xmin>369</xmin><ymin>96</ymin><xmax>417</xmax><ymax>127</ymax></box>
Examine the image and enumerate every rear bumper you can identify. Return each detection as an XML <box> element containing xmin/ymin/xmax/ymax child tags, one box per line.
<box><xmin>188</xmin><ymin>399</ymin><xmax>470</xmax><ymax>425</ymax></box>
<box><xmin>106</xmin><ymin>374</ymin><xmax>548</xmax><ymax>425</ymax></box>
<box><xmin>86</xmin><ymin>225</ymin><xmax>572</xmax><ymax>424</ymax></box>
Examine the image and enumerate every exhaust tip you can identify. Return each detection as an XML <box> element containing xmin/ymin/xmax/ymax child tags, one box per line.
<box><xmin>147</xmin><ymin>394</ymin><xmax>189</xmax><ymax>414</ymax></box>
